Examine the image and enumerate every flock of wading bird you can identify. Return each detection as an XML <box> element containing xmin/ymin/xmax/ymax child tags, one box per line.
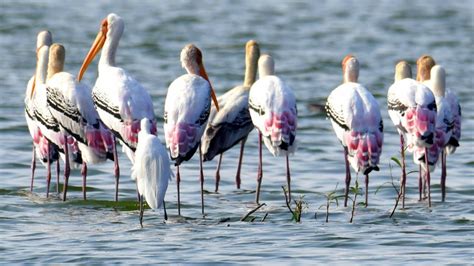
<box><xmin>24</xmin><ymin>13</ymin><xmax>461</xmax><ymax>226</ymax></box>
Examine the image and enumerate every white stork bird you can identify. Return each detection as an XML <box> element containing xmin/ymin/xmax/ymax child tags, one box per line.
<box><xmin>77</xmin><ymin>13</ymin><xmax>157</xmax><ymax>201</ymax></box>
<box><xmin>132</xmin><ymin>118</ymin><xmax>171</xmax><ymax>227</ymax></box>
<box><xmin>25</xmin><ymin>30</ymin><xmax>60</xmax><ymax>194</ymax></box>
<box><xmin>387</xmin><ymin>60</ymin><xmax>437</xmax><ymax>208</ymax></box>
<box><xmin>201</xmin><ymin>40</ymin><xmax>260</xmax><ymax>192</ymax></box>
<box><xmin>248</xmin><ymin>54</ymin><xmax>297</xmax><ymax>204</ymax></box>
<box><xmin>31</xmin><ymin>45</ymin><xmax>83</xmax><ymax>199</ymax></box>
<box><xmin>164</xmin><ymin>44</ymin><xmax>219</xmax><ymax>215</ymax></box>
<box><xmin>326</xmin><ymin>55</ymin><xmax>383</xmax><ymax>207</ymax></box>
<box><xmin>413</xmin><ymin>65</ymin><xmax>455</xmax><ymax>206</ymax></box>
<box><xmin>45</xmin><ymin>43</ymin><xmax>114</xmax><ymax>200</ymax></box>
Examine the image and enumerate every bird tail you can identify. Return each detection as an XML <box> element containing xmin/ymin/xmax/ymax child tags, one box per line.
<box><xmin>405</xmin><ymin>106</ymin><xmax>437</xmax><ymax>150</ymax></box>
<box><xmin>165</xmin><ymin>122</ymin><xmax>201</xmax><ymax>164</ymax></box>
<box><xmin>345</xmin><ymin>130</ymin><xmax>383</xmax><ymax>175</ymax></box>
<box><xmin>262</xmin><ymin>110</ymin><xmax>297</xmax><ymax>156</ymax></box>
<box><xmin>413</xmin><ymin>128</ymin><xmax>446</xmax><ymax>172</ymax></box>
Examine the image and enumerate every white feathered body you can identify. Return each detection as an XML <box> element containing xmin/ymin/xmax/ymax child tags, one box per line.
<box><xmin>249</xmin><ymin>76</ymin><xmax>297</xmax><ymax>156</ymax></box>
<box><xmin>326</xmin><ymin>82</ymin><xmax>383</xmax><ymax>174</ymax></box>
<box><xmin>164</xmin><ymin>74</ymin><xmax>211</xmax><ymax>165</ymax></box>
<box><xmin>92</xmin><ymin>65</ymin><xmax>156</xmax><ymax>163</ymax></box>
<box><xmin>132</xmin><ymin>121</ymin><xmax>171</xmax><ymax>210</ymax></box>
<box><xmin>25</xmin><ymin>76</ymin><xmax>59</xmax><ymax>164</ymax></box>
<box><xmin>387</xmin><ymin>78</ymin><xmax>437</xmax><ymax>151</ymax></box>
<box><xmin>46</xmin><ymin>72</ymin><xmax>114</xmax><ymax>164</ymax></box>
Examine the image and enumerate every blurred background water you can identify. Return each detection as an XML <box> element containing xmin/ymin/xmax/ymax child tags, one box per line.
<box><xmin>0</xmin><ymin>0</ymin><xmax>473</xmax><ymax>263</ymax></box>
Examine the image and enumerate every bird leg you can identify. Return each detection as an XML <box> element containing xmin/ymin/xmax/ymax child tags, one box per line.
<box><xmin>163</xmin><ymin>200</ymin><xmax>168</xmax><ymax>221</ymax></box>
<box><xmin>424</xmin><ymin>147</ymin><xmax>431</xmax><ymax>207</ymax></box>
<box><xmin>365</xmin><ymin>174</ymin><xmax>369</xmax><ymax>207</ymax></box>
<box><xmin>30</xmin><ymin>145</ymin><xmax>36</xmax><ymax>192</ymax></box>
<box><xmin>286</xmin><ymin>154</ymin><xmax>292</xmax><ymax>203</ymax></box>
<box><xmin>139</xmin><ymin>194</ymin><xmax>144</xmax><ymax>228</ymax></box>
<box><xmin>112</xmin><ymin>136</ymin><xmax>120</xmax><ymax>202</ymax></box>
<box><xmin>176</xmin><ymin>165</ymin><xmax>181</xmax><ymax>216</ymax></box>
<box><xmin>46</xmin><ymin>143</ymin><xmax>51</xmax><ymax>198</ymax></box>
<box><xmin>418</xmin><ymin>165</ymin><xmax>422</xmax><ymax>201</ymax></box>
<box><xmin>441</xmin><ymin>150</ymin><xmax>447</xmax><ymax>202</ymax></box>
<box><xmin>56</xmin><ymin>159</ymin><xmax>60</xmax><ymax>194</ymax></box>
<box><xmin>62</xmin><ymin>136</ymin><xmax>71</xmax><ymax>201</ymax></box>
<box><xmin>235</xmin><ymin>137</ymin><xmax>247</xmax><ymax>189</ymax></box>
<box><xmin>343</xmin><ymin>146</ymin><xmax>351</xmax><ymax>207</ymax></box>
<box><xmin>400</xmin><ymin>134</ymin><xmax>407</xmax><ymax>208</ymax></box>
<box><xmin>214</xmin><ymin>154</ymin><xmax>223</xmax><ymax>193</ymax></box>
<box><xmin>255</xmin><ymin>131</ymin><xmax>263</xmax><ymax>204</ymax></box>
<box><xmin>199</xmin><ymin>145</ymin><xmax>205</xmax><ymax>216</ymax></box>
<box><xmin>82</xmin><ymin>162</ymin><xmax>87</xmax><ymax>200</ymax></box>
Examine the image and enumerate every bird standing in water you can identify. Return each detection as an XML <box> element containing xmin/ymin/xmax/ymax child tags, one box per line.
<box><xmin>387</xmin><ymin>60</ymin><xmax>436</xmax><ymax>208</ymax></box>
<box><xmin>326</xmin><ymin>55</ymin><xmax>383</xmax><ymax>207</ymax></box>
<box><xmin>132</xmin><ymin>118</ymin><xmax>171</xmax><ymax>227</ymax></box>
<box><xmin>248</xmin><ymin>54</ymin><xmax>297</xmax><ymax>204</ymax></box>
<box><xmin>201</xmin><ymin>40</ymin><xmax>260</xmax><ymax>192</ymax></box>
<box><xmin>164</xmin><ymin>44</ymin><xmax>219</xmax><ymax>215</ymax></box>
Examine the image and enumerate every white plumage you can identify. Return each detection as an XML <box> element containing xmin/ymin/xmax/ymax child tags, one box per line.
<box><xmin>163</xmin><ymin>44</ymin><xmax>219</xmax><ymax>215</ymax></box>
<box><xmin>326</xmin><ymin>55</ymin><xmax>383</xmax><ymax>207</ymax></box>
<box><xmin>249</xmin><ymin>54</ymin><xmax>297</xmax><ymax>203</ymax></box>
<box><xmin>164</xmin><ymin>74</ymin><xmax>211</xmax><ymax>163</ymax></box>
<box><xmin>132</xmin><ymin>118</ymin><xmax>170</xmax><ymax>211</ymax></box>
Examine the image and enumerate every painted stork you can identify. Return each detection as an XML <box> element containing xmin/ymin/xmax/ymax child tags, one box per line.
<box><xmin>45</xmin><ymin>43</ymin><xmax>114</xmax><ymax>200</ymax></box>
<box><xmin>387</xmin><ymin>60</ymin><xmax>436</xmax><ymax>208</ymax></box>
<box><xmin>326</xmin><ymin>55</ymin><xmax>383</xmax><ymax>207</ymax></box>
<box><xmin>24</xmin><ymin>30</ymin><xmax>60</xmax><ymax>195</ymax></box>
<box><xmin>201</xmin><ymin>40</ymin><xmax>260</xmax><ymax>192</ymax></box>
<box><xmin>248</xmin><ymin>54</ymin><xmax>297</xmax><ymax>204</ymax></box>
<box><xmin>77</xmin><ymin>13</ymin><xmax>157</xmax><ymax>201</ymax></box>
<box><xmin>164</xmin><ymin>44</ymin><xmax>219</xmax><ymax>215</ymax></box>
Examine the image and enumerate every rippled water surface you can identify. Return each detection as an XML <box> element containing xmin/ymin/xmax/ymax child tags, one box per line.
<box><xmin>1</xmin><ymin>0</ymin><xmax>473</xmax><ymax>263</ymax></box>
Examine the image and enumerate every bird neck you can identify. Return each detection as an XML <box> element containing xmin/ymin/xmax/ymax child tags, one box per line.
<box><xmin>99</xmin><ymin>28</ymin><xmax>121</xmax><ymax>68</ymax></box>
<box><xmin>394</xmin><ymin>62</ymin><xmax>412</xmax><ymax>81</ymax></box>
<box><xmin>343</xmin><ymin>66</ymin><xmax>358</xmax><ymax>83</ymax></box>
<box><xmin>35</xmin><ymin>46</ymin><xmax>49</xmax><ymax>85</ymax></box>
<box><xmin>243</xmin><ymin>47</ymin><xmax>260</xmax><ymax>87</ymax></box>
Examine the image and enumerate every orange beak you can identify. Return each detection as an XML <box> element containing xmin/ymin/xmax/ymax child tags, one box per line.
<box><xmin>198</xmin><ymin>63</ymin><xmax>219</xmax><ymax>111</ymax></box>
<box><xmin>77</xmin><ymin>19</ymin><xmax>108</xmax><ymax>81</ymax></box>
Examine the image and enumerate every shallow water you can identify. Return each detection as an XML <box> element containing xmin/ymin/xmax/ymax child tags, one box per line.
<box><xmin>0</xmin><ymin>0</ymin><xmax>473</xmax><ymax>263</ymax></box>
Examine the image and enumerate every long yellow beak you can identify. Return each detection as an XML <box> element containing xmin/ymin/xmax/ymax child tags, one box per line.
<box><xmin>77</xmin><ymin>20</ymin><xmax>107</xmax><ymax>81</ymax></box>
<box><xmin>198</xmin><ymin>63</ymin><xmax>219</xmax><ymax>112</ymax></box>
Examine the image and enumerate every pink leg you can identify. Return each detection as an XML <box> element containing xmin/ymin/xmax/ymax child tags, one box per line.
<box><xmin>418</xmin><ymin>165</ymin><xmax>422</xmax><ymax>201</ymax></box>
<box><xmin>30</xmin><ymin>145</ymin><xmax>36</xmax><ymax>192</ymax></box>
<box><xmin>112</xmin><ymin>137</ymin><xmax>120</xmax><ymax>202</ymax></box>
<box><xmin>199</xmin><ymin>145</ymin><xmax>205</xmax><ymax>216</ymax></box>
<box><xmin>82</xmin><ymin>162</ymin><xmax>87</xmax><ymax>200</ymax></box>
<box><xmin>343</xmin><ymin>147</ymin><xmax>351</xmax><ymax>207</ymax></box>
<box><xmin>365</xmin><ymin>174</ymin><xmax>369</xmax><ymax>207</ymax></box>
<box><xmin>441</xmin><ymin>150</ymin><xmax>447</xmax><ymax>202</ymax></box>
<box><xmin>214</xmin><ymin>154</ymin><xmax>223</xmax><ymax>193</ymax></box>
<box><xmin>235</xmin><ymin>138</ymin><xmax>247</xmax><ymax>189</ymax></box>
<box><xmin>176</xmin><ymin>165</ymin><xmax>181</xmax><ymax>216</ymax></box>
<box><xmin>286</xmin><ymin>155</ymin><xmax>292</xmax><ymax>203</ymax></box>
<box><xmin>424</xmin><ymin>147</ymin><xmax>431</xmax><ymax>207</ymax></box>
<box><xmin>62</xmin><ymin>136</ymin><xmax>71</xmax><ymax>201</ymax></box>
<box><xmin>400</xmin><ymin>134</ymin><xmax>407</xmax><ymax>208</ymax></box>
<box><xmin>46</xmin><ymin>143</ymin><xmax>51</xmax><ymax>198</ymax></box>
<box><xmin>255</xmin><ymin>131</ymin><xmax>263</xmax><ymax>204</ymax></box>
<box><xmin>56</xmin><ymin>159</ymin><xmax>60</xmax><ymax>193</ymax></box>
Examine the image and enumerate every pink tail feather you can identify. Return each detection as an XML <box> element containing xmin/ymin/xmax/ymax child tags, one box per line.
<box><xmin>405</xmin><ymin>106</ymin><xmax>436</xmax><ymax>150</ymax></box>
<box><xmin>345</xmin><ymin>130</ymin><xmax>382</xmax><ymax>174</ymax></box>
<box><xmin>165</xmin><ymin>122</ymin><xmax>199</xmax><ymax>158</ymax></box>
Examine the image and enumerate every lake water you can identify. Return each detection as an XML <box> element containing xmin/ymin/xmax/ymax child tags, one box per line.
<box><xmin>0</xmin><ymin>0</ymin><xmax>473</xmax><ymax>263</ymax></box>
